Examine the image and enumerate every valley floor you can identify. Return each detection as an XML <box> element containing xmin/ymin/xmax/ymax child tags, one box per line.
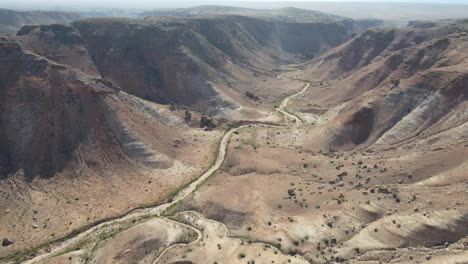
<box><xmin>4</xmin><ymin>70</ymin><xmax>468</xmax><ymax>264</ymax></box>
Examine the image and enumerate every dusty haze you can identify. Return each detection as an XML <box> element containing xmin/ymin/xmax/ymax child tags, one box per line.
<box><xmin>3</xmin><ymin>1</ymin><xmax>468</xmax><ymax>25</ymax></box>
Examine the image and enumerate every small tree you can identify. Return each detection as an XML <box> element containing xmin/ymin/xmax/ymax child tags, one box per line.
<box><xmin>184</xmin><ymin>110</ymin><xmax>192</xmax><ymax>122</ymax></box>
<box><xmin>169</xmin><ymin>102</ymin><xmax>177</xmax><ymax>111</ymax></box>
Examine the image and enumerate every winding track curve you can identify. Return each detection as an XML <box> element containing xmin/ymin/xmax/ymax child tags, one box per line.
<box><xmin>24</xmin><ymin>76</ymin><xmax>310</xmax><ymax>264</ymax></box>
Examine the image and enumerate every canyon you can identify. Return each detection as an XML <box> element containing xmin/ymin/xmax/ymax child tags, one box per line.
<box><xmin>0</xmin><ymin>6</ymin><xmax>467</xmax><ymax>264</ymax></box>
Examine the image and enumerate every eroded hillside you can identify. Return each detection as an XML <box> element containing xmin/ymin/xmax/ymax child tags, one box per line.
<box><xmin>157</xmin><ymin>19</ymin><xmax>468</xmax><ymax>264</ymax></box>
<box><xmin>72</xmin><ymin>14</ymin><xmax>378</xmax><ymax>118</ymax></box>
<box><xmin>0</xmin><ymin>9</ymin><xmax>375</xmax><ymax>260</ymax></box>
<box><xmin>0</xmin><ymin>37</ymin><xmax>223</xmax><ymax>258</ymax></box>
<box><xmin>0</xmin><ymin>9</ymin><xmax>466</xmax><ymax>264</ymax></box>
<box><xmin>292</xmin><ymin>19</ymin><xmax>468</xmax><ymax>150</ymax></box>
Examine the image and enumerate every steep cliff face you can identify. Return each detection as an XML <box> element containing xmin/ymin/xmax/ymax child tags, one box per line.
<box><xmin>72</xmin><ymin>15</ymin><xmax>378</xmax><ymax>114</ymax></box>
<box><xmin>72</xmin><ymin>18</ymin><xmax>228</xmax><ymax>112</ymax></box>
<box><xmin>0</xmin><ymin>41</ymin><xmax>110</xmax><ymax>180</ymax></box>
<box><xmin>0</xmin><ymin>10</ymin><xmax>376</xmax><ymax>182</ymax></box>
<box><xmin>219</xmin><ymin>15</ymin><xmax>358</xmax><ymax>59</ymax></box>
<box><xmin>302</xmin><ymin>20</ymin><xmax>466</xmax><ymax>82</ymax></box>
<box><xmin>296</xmin><ymin>20</ymin><xmax>468</xmax><ymax>150</ymax></box>
<box><xmin>0</xmin><ymin>37</ymin><xmax>222</xmax><ymax>255</ymax></box>
<box><xmin>0</xmin><ymin>10</ymin><xmax>377</xmax><ymax>180</ymax></box>
<box><xmin>0</xmin><ymin>36</ymin><xmax>223</xmax><ymax>181</ymax></box>
<box><xmin>16</xmin><ymin>24</ymin><xmax>99</xmax><ymax>76</ymax></box>
<box><xmin>0</xmin><ymin>10</ymin><xmax>382</xmax><ymax>257</ymax></box>
<box><xmin>140</xmin><ymin>7</ymin><xmax>382</xmax><ymax>61</ymax></box>
<box><xmin>0</xmin><ymin>9</ymin><xmax>372</xmax><ymax>196</ymax></box>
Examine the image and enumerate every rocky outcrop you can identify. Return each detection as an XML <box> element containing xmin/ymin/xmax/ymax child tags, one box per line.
<box><xmin>16</xmin><ymin>24</ymin><xmax>100</xmax><ymax>76</ymax></box>
<box><xmin>1</xmin><ymin>238</ymin><xmax>12</xmax><ymax>247</ymax></box>
<box><xmin>200</xmin><ymin>116</ymin><xmax>217</xmax><ymax>130</ymax></box>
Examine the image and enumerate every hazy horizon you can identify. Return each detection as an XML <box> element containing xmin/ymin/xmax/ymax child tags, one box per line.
<box><xmin>2</xmin><ymin>0</ymin><xmax>468</xmax><ymax>11</ymax></box>
<box><xmin>3</xmin><ymin>0</ymin><xmax>468</xmax><ymax>24</ymax></box>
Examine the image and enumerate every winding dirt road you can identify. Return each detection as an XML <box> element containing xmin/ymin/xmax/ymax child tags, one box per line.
<box><xmin>24</xmin><ymin>77</ymin><xmax>310</xmax><ymax>264</ymax></box>
<box><xmin>276</xmin><ymin>81</ymin><xmax>310</xmax><ymax>125</ymax></box>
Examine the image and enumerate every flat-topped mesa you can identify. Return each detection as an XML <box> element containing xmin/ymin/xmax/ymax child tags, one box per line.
<box><xmin>15</xmin><ymin>25</ymin><xmax>40</xmax><ymax>35</ymax></box>
<box><xmin>140</xmin><ymin>5</ymin><xmax>383</xmax><ymax>27</ymax></box>
<box><xmin>17</xmin><ymin>24</ymin><xmax>83</xmax><ymax>45</ymax></box>
<box><xmin>407</xmin><ymin>20</ymin><xmax>439</xmax><ymax>29</ymax></box>
<box><xmin>0</xmin><ymin>8</ymin><xmax>81</xmax><ymax>34</ymax></box>
<box><xmin>15</xmin><ymin>24</ymin><xmax>100</xmax><ymax>76</ymax></box>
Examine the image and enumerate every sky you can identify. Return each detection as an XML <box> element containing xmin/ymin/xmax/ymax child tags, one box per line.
<box><xmin>3</xmin><ymin>0</ymin><xmax>468</xmax><ymax>10</ymax></box>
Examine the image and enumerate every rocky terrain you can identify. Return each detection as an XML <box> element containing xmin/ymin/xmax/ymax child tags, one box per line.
<box><xmin>71</xmin><ymin>13</ymin><xmax>379</xmax><ymax>118</ymax></box>
<box><xmin>0</xmin><ymin>34</ymin><xmax>222</xmax><ymax>259</ymax></box>
<box><xmin>0</xmin><ymin>9</ymin><xmax>80</xmax><ymax>34</ymax></box>
<box><xmin>0</xmin><ymin>8</ymin><xmax>381</xmax><ymax>261</ymax></box>
<box><xmin>294</xmin><ymin>19</ymin><xmax>468</xmax><ymax>151</ymax></box>
<box><xmin>157</xmin><ymin>19</ymin><xmax>467</xmax><ymax>263</ymax></box>
<box><xmin>0</xmin><ymin>6</ymin><xmax>467</xmax><ymax>264</ymax></box>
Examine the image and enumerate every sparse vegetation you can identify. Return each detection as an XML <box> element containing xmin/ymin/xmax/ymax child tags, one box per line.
<box><xmin>2</xmin><ymin>8</ymin><xmax>466</xmax><ymax>264</ymax></box>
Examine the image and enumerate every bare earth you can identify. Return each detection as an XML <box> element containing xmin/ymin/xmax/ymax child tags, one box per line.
<box><xmin>20</xmin><ymin>65</ymin><xmax>468</xmax><ymax>264</ymax></box>
<box><xmin>1</xmin><ymin>15</ymin><xmax>467</xmax><ymax>264</ymax></box>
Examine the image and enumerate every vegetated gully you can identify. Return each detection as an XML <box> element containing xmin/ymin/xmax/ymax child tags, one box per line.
<box><xmin>24</xmin><ymin>72</ymin><xmax>311</xmax><ymax>264</ymax></box>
